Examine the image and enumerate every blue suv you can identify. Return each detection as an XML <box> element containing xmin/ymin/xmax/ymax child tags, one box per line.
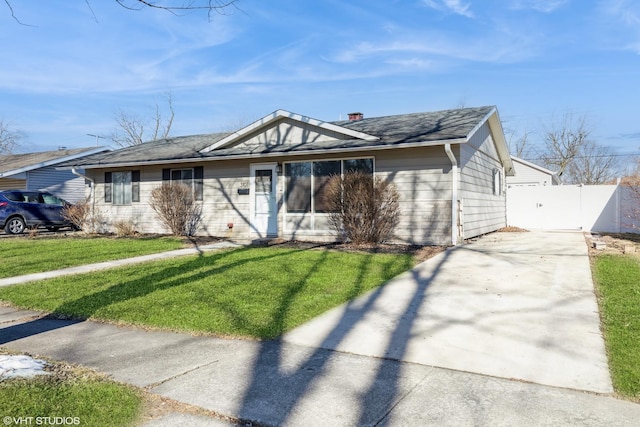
<box><xmin>0</xmin><ymin>190</ymin><xmax>76</xmax><ymax>234</ymax></box>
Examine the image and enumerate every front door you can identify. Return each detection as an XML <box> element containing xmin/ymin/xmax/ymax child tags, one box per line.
<box><xmin>250</xmin><ymin>164</ymin><xmax>277</xmax><ymax>237</ymax></box>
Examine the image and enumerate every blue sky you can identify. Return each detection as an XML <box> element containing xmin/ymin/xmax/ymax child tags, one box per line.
<box><xmin>1</xmin><ymin>0</ymin><xmax>639</xmax><ymax>162</ymax></box>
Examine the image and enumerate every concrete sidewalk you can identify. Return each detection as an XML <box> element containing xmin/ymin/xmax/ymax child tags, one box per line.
<box><xmin>1</xmin><ymin>307</ymin><xmax>639</xmax><ymax>426</ymax></box>
<box><xmin>1</xmin><ymin>231</ymin><xmax>638</xmax><ymax>426</ymax></box>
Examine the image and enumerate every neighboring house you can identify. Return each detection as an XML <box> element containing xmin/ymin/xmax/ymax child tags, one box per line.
<box><xmin>0</xmin><ymin>147</ymin><xmax>109</xmax><ymax>203</ymax></box>
<box><xmin>63</xmin><ymin>107</ymin><xmax>514</xmax><ymax>245</ymax></box>
<box><xmin>507</xmin><ymin>156</ymin><xmax>560</xmax><ymax>187</ymax></box>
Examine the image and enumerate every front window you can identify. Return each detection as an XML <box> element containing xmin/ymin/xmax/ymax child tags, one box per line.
<box><xmin>113</xmin><ymin>171</ymin><xmax>132</xmax><ymax>205</ymax></box>
<box><xmin>105</xmin><ymin>170</ymin><xmax>139</xmax><ymax>205</ymax></box>
<box><xmin>172</xmin><ymin>169</ymin><xmax>193</xmax><ymax>188</ymax></box>
<box><xmin>285</xmin><ymin>162</ymin><xmax>311</xmax><ymax>213</ymax></box>
<box><xmin>313</xmin><ymin>161</ymin><xmax>341</xmax><ymax>213</ymax></box>
<box><xmin>163</xmin><ymin>167</ymin><xmax>203</xmax><ymax>201</ymax></box>
<box><xmin>285</xmin><ymin>158</ymin><xmax>374</xmax><ymax>214</ymax></box>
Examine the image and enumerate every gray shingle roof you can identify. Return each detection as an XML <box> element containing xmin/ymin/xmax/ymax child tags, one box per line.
<box><xmin>0</xmin><ymin>147</ymin><xmax>107</xmax><ymax>176</ymax></box>
<box><xmin>65</xmin><ymin>106</ymin><xmax>495</xmax><ymax>168</ymax></box>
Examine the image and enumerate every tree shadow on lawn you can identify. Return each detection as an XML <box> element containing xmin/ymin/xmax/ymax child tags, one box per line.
<box><xmin>0</xmin><ymin>246</ymin><xmax>309</xmax><ymax>344</ymax></box>
<box><xmin>234</xmin><ymin>249</ymin><xmax>453</xmax><ymax>426</ymax></box>
<box><xmin>1</xmin><ymin>245</ymin><xmax>411</xmax><ymax>343</ymax></box>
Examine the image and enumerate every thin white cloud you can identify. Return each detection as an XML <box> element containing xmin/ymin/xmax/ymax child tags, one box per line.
<box><xmin>602</xmin><ymin>0</ymin><xmax>640</xmax><ymax>25</ymax></box>
<box><xmin>597</xmin><ymin>0</ymin><xmax>640</xmax><ymax>53</ymax></box>
<box><xmin>422</xmin><ymin>0</ymin><xmax>474</xmax><ymax>18</ymax></box>
<box><xmin>329</xmin><ymin>29</ymin><xmax>537</xmax><ymax>66</ymax></box>
<box><xmin>509</xmin><ymin>0</ymin><xmax>570</xmax><ymax>13</ymax></box>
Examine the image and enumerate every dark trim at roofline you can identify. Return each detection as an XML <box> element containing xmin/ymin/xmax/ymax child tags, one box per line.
<box><xmin>73</xmin><ymin>138</ymin><xmax>469</xmax><ymax>170</ymax></box>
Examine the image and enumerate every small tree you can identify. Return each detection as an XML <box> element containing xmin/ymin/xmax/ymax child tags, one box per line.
<box><xmin>324</xmin><ymin>171</ymin><xmax>400</xmax><ymax>244</ymax></box>
<box><xmin>149</xmin><ymin>182</ymin><xmax>202</xmax><ymax>236</ymax></box>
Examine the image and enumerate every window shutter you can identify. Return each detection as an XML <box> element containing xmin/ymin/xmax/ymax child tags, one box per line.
<box><xmin>162</xmin><ymin>168</ymin><xmax>170</xmax><ymax>181</ymax></box>
<box><xmin>194</xmin><ymin>166</ymin><xmax>203</xmax><ymax>201</ymax></box>
<box><xmin>104</xmin><ymin>172</ymin><xmax>112</xmax><ymax>203</ymax></box>
<box><xmin>132</xmin><ymin>170</ymin><xmax>140</xmax><ymax>203</ymax></box>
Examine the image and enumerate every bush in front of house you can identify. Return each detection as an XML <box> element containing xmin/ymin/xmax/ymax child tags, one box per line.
<box><xmin>149</xmin><ymin>182</ymin><xmax>202</xmax><ymax>236</ymax></box>
<box><xmin>62</xmin><ymin>199</ymin><xmax>107</xmax><ymax>234</ymax></box>
<box><xmin>324</xmin><ymin>171</ymin><xmax>400</xmax><ymax>244</ymax></box>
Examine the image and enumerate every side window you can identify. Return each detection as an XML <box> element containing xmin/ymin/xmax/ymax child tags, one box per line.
<box><xmin>24</xmin><ymin>192</ymin><xmax>42</xmax><ymax>203</ymax></box>
<box><xmin>42</xmin><ymin>194</ymin><xmax>64</xmax><ymax>205</ymax></box>
<box><xmin>4</xmin><ymin>192</ymin><xmax>23</xmax><ymax>202</ymax></box>
<box><xmin>493</xmin><ymin>168</ymin><xmax>502</xmax><ymax>196</ymax></box>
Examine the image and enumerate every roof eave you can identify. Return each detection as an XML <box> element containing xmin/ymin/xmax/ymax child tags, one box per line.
<box><xmin>0</xmin><ymin>147</ymin><xmax>110</xmax><ymax>178</ymax></box>
<box><xmin>76</xmin><ymin>138</ymin><xmax>467</xmax><ymax>169</ymax></box>
<box><xmin>478</xmin><ymin>108</ymin><xmax>515</xmax><ymax>176</ymax></box>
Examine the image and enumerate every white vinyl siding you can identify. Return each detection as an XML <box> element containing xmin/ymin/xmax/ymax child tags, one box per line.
<box><xmin>507</xmin><ymin>158</ymin><xmax>557</xmax><ymax>187</ymax></box>
<box><xmin>27</xmin><ymin>166</ymin><xmax>86</xmax><ymax>203</ymax></box>
<box><xmin>376</xmin><ymin>146</ymin><xmax>453</xmax><ymax>246</ymax></box>
<box><xmin>459</xmin><ymin>122</ymin><xmax>507</xmax><ymax>239</ymax></box>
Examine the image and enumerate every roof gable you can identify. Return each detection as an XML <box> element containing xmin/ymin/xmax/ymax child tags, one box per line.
<box><xmin>200</xmin><ymin>110</ymin><xmax>379</xmax><ymax>153</ymax></box>
<box><xmin>511</xmin><ymin>156</ymin><xmax>560</xmax><ymax>184</ymax></box>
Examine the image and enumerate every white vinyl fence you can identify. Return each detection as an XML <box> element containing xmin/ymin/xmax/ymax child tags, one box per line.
<box><xmin>507</xmin><ymin>184</ymin><xmax>639</xmax><ymax>233</ymax></box>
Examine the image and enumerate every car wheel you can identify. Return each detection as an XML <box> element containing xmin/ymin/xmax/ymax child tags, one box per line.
<box><xmin>5</xmin><ymin>217</ymin><xmax>26</xmax><ymax>234</ymax></box>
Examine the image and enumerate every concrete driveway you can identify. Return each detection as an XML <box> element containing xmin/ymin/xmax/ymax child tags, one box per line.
<box><xmin>284</xmin><ymin>231</ymin><xmax>613</xmax><ymax>394</ymax></box>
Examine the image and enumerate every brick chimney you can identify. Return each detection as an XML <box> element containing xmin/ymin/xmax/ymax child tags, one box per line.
<box><xmin>348</xmin><ymin>112</ymin><xmax>363</xmax><ymax>121</ymax></box>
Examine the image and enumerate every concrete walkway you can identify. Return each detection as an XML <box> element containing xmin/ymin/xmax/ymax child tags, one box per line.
<box><xmin>1</xmin><ymin>231</ymin><xmax>638</xmax><ymax>426</ymax></box>
<box><xmin>284</xmin><ymin>231</ymin><xmax>612</xmax><ymax>393</ymax></box>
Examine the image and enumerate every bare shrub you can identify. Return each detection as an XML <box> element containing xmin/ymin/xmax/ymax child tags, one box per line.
<box><xmin>324</xmin><ymin>171</ymin><xmax>400</xmax><ymax>244</ymax></box>
<box><xmin>62</xmin><ymin>200</ymin><xmax>89</xmax><ymax>231</ymax></box>
<box><xmin>62</xmin><ymin>199</ymin><xmax>108</xmax><ymax>234</ymax></box>
<box><xmin>114</xmin><ymin>220</ymin><xmax>137</xmax><ymax>237</ymax></box>
<box><xmin>149</xmin><ymin>182</ymin><xmax>202</xmax><ymax>236</ymax></box>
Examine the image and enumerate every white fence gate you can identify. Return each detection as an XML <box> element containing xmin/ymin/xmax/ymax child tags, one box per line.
<box><xmin>507</xmin><ymin>185</ymin><xmax>639</xmax><ymax>233</ymax></box>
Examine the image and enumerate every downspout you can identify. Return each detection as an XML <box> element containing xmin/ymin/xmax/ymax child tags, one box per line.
<box><xmin>444</xmin><ymin>144</ymin><xmax>458</xmax><ymax>246</ymax></box>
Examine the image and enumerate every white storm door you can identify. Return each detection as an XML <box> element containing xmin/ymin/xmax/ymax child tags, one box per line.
<box><xmin>250</xmin><ymin>163</ymin><xmax>277</xmax><ymax>237</ymax></box>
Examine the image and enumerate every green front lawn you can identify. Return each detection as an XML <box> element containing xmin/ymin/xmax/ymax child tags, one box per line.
<box><xmin>593</xmin><ymin>253</ymin><xmax>640</xmax><ymax>400</ymax></box>
<box><xmin>0</xmin><ymin>236</ymin><xmax>183</xmax><ymax>278</ymax></box>
<box><xmin>0</xmin><ymin>353</ymin><xmax>142</xmax><ymax>427</ymax></box>
<box><xmin>0</xmin><ymin>246</ymin><xmax>414</xmax><ymax>339</ymax></box>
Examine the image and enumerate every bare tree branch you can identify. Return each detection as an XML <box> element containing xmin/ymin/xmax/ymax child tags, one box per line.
<box><xmin>4</xmin><ymin>1</ymin><xmax>239</xmax><ymax>23</ymax></box>
<box><xmin>110</xmin><ymin>92</ymin><xmax>175</xmax><ymax>147</ymax></box>
<box><xmin>541</xmin><ymin>112</ymin><xmax>591</xmax><ymax>178</ymax></box>
<box><xmin>115</xmin><ymin>0</ymin><xmax>238</xmax><ymax>20</ymax></box>
<box><xmin>3</xmin><ymin>0</ymin><xmax>35</xmax><ymax>25</ymax></box>
<box><xmin>567</xmin><ymin>140</ymin><xmax>618</xmax><ymax>185</ymax></box>
<box><xmin>0</xmin><ymin>119</ymin><xmax>22</xmax><ymax>154</ymax></box>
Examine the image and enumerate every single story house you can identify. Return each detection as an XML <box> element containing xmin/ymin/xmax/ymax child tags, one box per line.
<box><xmin>507</xmin><ymin>156</ymin><xmax>560</xmax><ymax>187</ymax></box>
<box><xmin>0</xmin><ymin>147</ymin><xmax>109</xmax><ymax>203</ymax></box>
<box><xmin>63</xmin><ymin>106</ymin><xmax>514</xmax><ymax>245</ymax></box>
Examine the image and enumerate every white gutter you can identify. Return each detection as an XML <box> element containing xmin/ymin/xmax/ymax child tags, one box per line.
<box><xmin>77</xmin><ymin>138</ymin><xmax>469</xmax><ymax>170</ymax></box>
<box><xmin>444</xmin><ymin>144</ymin><xmax>458</xmax><ymax>246</ymax></box>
